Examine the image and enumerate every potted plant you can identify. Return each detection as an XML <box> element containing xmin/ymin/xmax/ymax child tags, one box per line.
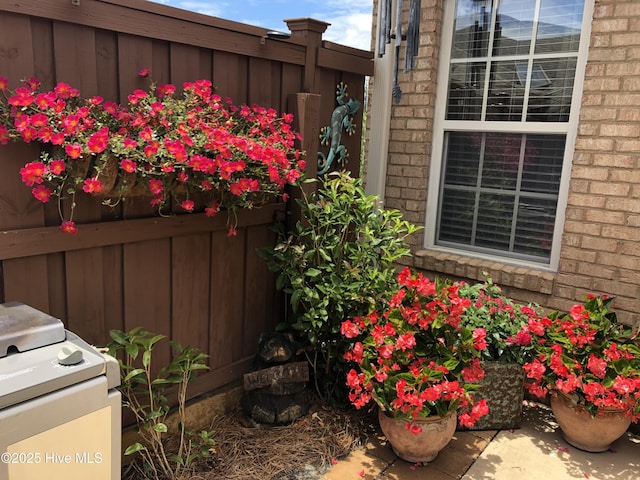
<box><xmin>340</xmin><ymin>267</ymin><xmax>489</xmax><ymax>463</ymax></box>
<box><xmin>258</xmin><ymin>171</ymin><xmax>419</xmax><ymax>406</ymax></box>
<box><xmin>0</xmin><ymin>73</ymin><xmax>304</xmax><ymax>234</ymax></box>
<box><xmin>457</xmin><ymin>275</ymin><xmax>539</xmax><ymax>429</ymax></box>
<box><xmin>523</xmin><ymin>294</ymin><xmax>640</xmax><ymax>452</ymax></box>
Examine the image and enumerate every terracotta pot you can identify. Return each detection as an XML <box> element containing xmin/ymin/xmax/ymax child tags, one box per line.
<box><xmin>550</xmin><ymin>391</ymin><xmax>631</xmax><ymax>452</ymax></box>
<box><xmin>378</xmin><ymin>409</ymin><xmax>456</xmax><ymax>463</ymax></box>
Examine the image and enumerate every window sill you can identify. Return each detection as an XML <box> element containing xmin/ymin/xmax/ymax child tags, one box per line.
<box><xmin>414</xmin><ymin>249</ymin><xmax>555</xmax><ymax>295</ymax></box>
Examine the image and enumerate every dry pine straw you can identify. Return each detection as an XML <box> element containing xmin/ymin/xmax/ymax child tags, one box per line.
<box><xmin>190</xmin><ymin>403</ymin><xmax>374</xmax><ymax>480</ymax></box>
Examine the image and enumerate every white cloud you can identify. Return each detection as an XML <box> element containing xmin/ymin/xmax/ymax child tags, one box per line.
<box><xmin>323</xmin><ymin>12</ymin><xmax>373</xmax><ymax>51</ymax></box>
<box><xmin>313</xmin><ymin>0</ymin><xmax>373</xmax><ymax>50</ymax></box>
<box><xmin>147</xmin><ymin>0</ymin><xmax>374</xmax><ymax>50</ymax></box>
<box><xmin>151</xmin><ymin>0</ymin><xmax>226</xmax><ymax>17</ymax></box>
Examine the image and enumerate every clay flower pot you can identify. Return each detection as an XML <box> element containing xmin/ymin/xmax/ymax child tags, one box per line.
<box><xmin>378</xmin><ymin>410</ymin><xmax>457</xmax><ymax>463</ymax></box>
<box><xmin>550</xmin><ymin>391</ymin><xmax>631</xmax><ymax>452</ymax></box>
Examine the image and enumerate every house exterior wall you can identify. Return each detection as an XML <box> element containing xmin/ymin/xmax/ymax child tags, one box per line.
<box><xmin>366</xmin><ymin>0</ymin><xmax>640</xmax><ymax>328</ymax></box>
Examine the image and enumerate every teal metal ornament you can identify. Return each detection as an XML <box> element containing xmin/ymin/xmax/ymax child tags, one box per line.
<box><xmin>317</xmin><ymin>82</ymin><xmax>361</xmax><ymax>175</ymax></box>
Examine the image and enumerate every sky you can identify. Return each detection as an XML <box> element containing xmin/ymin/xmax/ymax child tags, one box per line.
<box><xmin>150</xmin><ymin>0</ymin><xmax>374</xmax><ymax>50</ymax></box>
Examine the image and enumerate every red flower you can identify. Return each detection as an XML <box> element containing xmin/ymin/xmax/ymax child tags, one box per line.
<box><xmin>83</xmin><ymin>178</ymin><xmax>103</xmax><ymax>194</ymax></box>
<box><xmin>523</xmin><ymin>358</ymin><xmax>546</xmax><ymax>381</ymax></box>
<box><xmin>472</xmin><ymin>327</ymin><xmax>487</xmax><ymax>350</ymax></box>
<box><xmin>65</xmin><ymin>144</ymin><xmax>83</xmax><ymax>159</ymax></box>
<box><xmin>87</xmin><ymin>126</ymin><xmax>109</xmax><ymax>153</ymax></box>
<box><xmin>180</xmin><ymin>199</ymin><xmax>195</xmax><ymax>212</ymax></box>
<box><xmin>148</xmin><ymin>179</ymin><xmax>163</xmax><ymax>195</ymax></box>
<box><xmin>340</xmin><ymin>319</ymin><xmax>361</xmax><ymax>339</ymax></box>
<box><xmin>587</xmin><ymin>354</ymin><xmax>607</xmax><ymax>378</ymax></box>
<box><xmin>205</xmin><ymin>200</ymin><xmax>220</xmax><ymax>217</ymax></box>
<box><xmin>395</xmin><ymin>333</ymin><xmax>416</xmax><ymax>351</ymax></box>
<box><xmin>19</xmin><ymin>162</ymin><xmax>46</xmax><ymax>186</ymax></box>
<box><xmin>60</xmin><ymin>221</ymin><xmax>78</xmax><ymax>234</ymax></box>
<box><xmin>31</xmin><ymin>185</ymin><xmax>51</xmax><ymax>202</ymax></box>
<box><xmin>120</xmin><ymin>158</ymin><xmax>137</xmax><ymax>173</ymax></box>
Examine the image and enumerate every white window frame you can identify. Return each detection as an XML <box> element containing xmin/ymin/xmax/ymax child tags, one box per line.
<box><xmin>424</xmin><ymin>0</ymin><xmax>595</xmax><ymax>271</ymax></box>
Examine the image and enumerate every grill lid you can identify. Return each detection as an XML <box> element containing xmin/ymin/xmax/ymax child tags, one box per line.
<box><xmin>0</xmin><ymin>302</ymin><xmax>66</xmax><ymax>358</ymax></box>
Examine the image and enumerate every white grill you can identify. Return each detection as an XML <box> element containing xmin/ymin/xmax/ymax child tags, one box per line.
<box><xmin>0</xmin><ymin>303</ymin><xmax>120</xmax><ymax>480</ymax></box>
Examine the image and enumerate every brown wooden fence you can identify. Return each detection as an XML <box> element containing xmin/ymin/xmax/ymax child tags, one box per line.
<box><xmin>0</xmin><ymin>0</ymin><xmax>372</xmax><ymax>399</ymax></box>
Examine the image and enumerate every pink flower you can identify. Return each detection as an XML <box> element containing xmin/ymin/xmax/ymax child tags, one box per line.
<box><xmin>19</xmin><ymin>162</ymin><xmax>46</xmax><ymax>186</ymax></box>
<box><xmin>340</xmin><ymin>320</ymin><xmax>361</xmax><ymax>339</ymax></box>
<box><xmin>180</xmin><ymin>199</ymin><xmax>195</xmax><ymax>212</ymax></box>
<box><xmin>513</xmin><ymin>330</ymin><xmax>532</xmax><ymax>346</ymax></box>
<box><xmin>60</xmin><ymin>221</ymin><xmax>78</xmax><ymax>234</ymax></box>
<box><xmin>120</xmin><ymin>159</ymin><xmax>137</xmax><ymax>173</ymax></box>
<box><xmin>472</xmin><ymin>327</ymin><xmax>487</xmax><ymax>350</ymax></box>
<box><xmin>65</xmin><ymin>144</ymin><xmax>83</xmax><ymax>159</ymax></box>
<box><xmin>587</xmin><ymin>354</ymin><xmax>607</xmax><ymax>378</ymax></box>
<box><xmin>32</xmin><ymin>185</ymin><xmax>51</xmax><ymax>202</ymax></box>
<box><xmin>87</xmin><ymin>126</ymin><xmax>109</xmax><ymax>153</ymax></box>
<box><xmin>148</xmin><ymin>179</ymin><xmax>163</xmax><ymax>195</ymax></box>
<box><xmin>83</xmin><ymin>178</ymin><xmax>103</xmax><ymax>194</ymax></box>
<box><xmin>205</xmin><ymin>200</ymin><xmax>220</xmax><ymax>217</ymax></box>
<box><xmin>395</xmin><ymin>333</ymin><xmax>416</xmax><ymax>351</ymax></box>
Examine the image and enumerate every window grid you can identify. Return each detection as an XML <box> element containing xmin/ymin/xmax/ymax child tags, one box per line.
<box><xmin>431</xmin><ymin>0</ymin><xmax>588</xmax><ymax>265</ymax></box>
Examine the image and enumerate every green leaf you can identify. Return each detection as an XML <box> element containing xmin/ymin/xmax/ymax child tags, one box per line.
<box><xmin>124</xmin><ymin>443</ymin><xmax>145</xmax><ymax>455</ymax></box>
<box><xmin>142</xmin><ymin>349</ymin><xmax>151</xmax><ymax>368</ymax></box>
<box><xmin>123</xmin><ymin>368</ymin><xmax>146</xmax><ymax>383</ymax></box>
<box><xmin>152</xmin><ymin>422</ymin><xmax>168</xmax><ymax>433</ymax></box>
<box><xmin>125</xmin><ymin>342</ymin><xmax>139</xmax><ymax>359</ymax></box>
<box><xmin>305</xmin><ymin>268</ymin><xmax>322</xmax><ymax>278</ymax></box>
<box><xmin>109</xmin><ymin>329</ymin><xmax>127</xmax><ymax>344</ymax></box>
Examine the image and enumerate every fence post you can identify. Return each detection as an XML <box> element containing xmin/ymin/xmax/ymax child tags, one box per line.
<box><xmin>284</xmin><ymin>18</ymin><xmax>329</xmax><ymax>93</ymax></box>
<box><xmin>287</xmin><ymin>92</ymin><xmax>321</xmax><ymax>230</ymax></box>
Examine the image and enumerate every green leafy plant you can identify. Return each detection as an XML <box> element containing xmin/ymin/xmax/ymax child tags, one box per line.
<box><xmin>106</xmin><ymin>328</ymin><xmax>214</xmax><ymax>480</ymax></box>
<box><xmin>258</xmin><ymin>171</ymin><xmax>419</xmax><ymax>405</ymax></box>
<box><xmin>458</xmin><ymin>274</ymin><xmax>539</xmax><ymax>364</ymax></box>
<box><xmin>523</xmin><ymin>295</ymin><xmax>640</xmax><ymax>421</ymax></box>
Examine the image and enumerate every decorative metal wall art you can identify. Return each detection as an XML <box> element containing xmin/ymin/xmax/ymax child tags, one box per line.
<box><xmin>317</xmin><ymin>82</ymin><xmax>361</xmax><ymax>175</ymax></box>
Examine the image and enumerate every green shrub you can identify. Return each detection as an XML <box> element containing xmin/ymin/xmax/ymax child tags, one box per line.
<box><xmin>259</xmin><ymin>172</ymin><xmax>419</xmax><ymax>405</ymax></box>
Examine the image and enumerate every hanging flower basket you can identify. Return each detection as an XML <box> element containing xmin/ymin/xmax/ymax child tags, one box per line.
<box><xmin>0</xmin><ymin>73</ymin><xmax>305</xmax><ymax>234</ymax></box>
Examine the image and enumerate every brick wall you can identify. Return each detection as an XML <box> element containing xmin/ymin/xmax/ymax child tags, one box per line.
<box><xmin>365</xmin><ymin>0</ymin><xmax>640</xmax><ymax>327</ymax></box>
<box><xmin>560</xmin><ymin>0</ymin><xmax>640</xmax><ymax>325</ymax></box>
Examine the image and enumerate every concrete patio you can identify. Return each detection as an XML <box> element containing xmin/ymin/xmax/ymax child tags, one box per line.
<box><xmin>321</xmin><ymin>402</ymin><xmax>640</xmax><ymax>480</ymax></box>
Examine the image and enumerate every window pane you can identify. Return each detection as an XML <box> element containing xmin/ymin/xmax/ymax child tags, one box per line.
<box><xmin>481</xmin><ymin>133</ymin><xmax>522</xmax><ymax>189</ymax></box>
<box><xmin>438</xmin><ymin>188</ymin><xmax>475</xmax><ymax>244</ymax></box>
<box><xmin>514</xmin><ymin>197</ymin><xmax>557</xmax><ymax>260</ymax></box>
<box><xmin>492</xmin><ymin>0</ymin><xmax>535</xmax><ymax>57</ymax></box>
<box><xmin>521</xmin><ymin>134</ymin><xmax>565</xmax><ymax>193</ymax></box>
<box><xmin>487</xmin><ymin>60</ymin><xmax>525</xmax><ymax>121</ymax></box>
<box><xmin>438</xmin><ymin>131</ymin><xmax>562</xmax><ymax>262</ymax></box>
<box><xmin>452</xmin><ymin>0</ymin><xmax>492</xmax><ymax>59</ymax></box>
<box><xmin>536</xmin><ymin>0</ymin><xmax>584</xmax><ymax>54</ymax></box>
<box><xmin>443</xmin><ymin>132</ymin><xmax>481</xmax><ymax>185</ymax></box>
<box><xmin>446</xmin><ymin>62</ymin><xmax>486</xmax><ymax>120</ymax></box>
<box><xmin>476</xmin><ymin>193</ymin><xmax>515</xmax><ymax>250</ymax></box>
<box><xmin>526</xmin><ymin>58</ymin><xmax>577</xmax><ymax>122</ymax></box>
